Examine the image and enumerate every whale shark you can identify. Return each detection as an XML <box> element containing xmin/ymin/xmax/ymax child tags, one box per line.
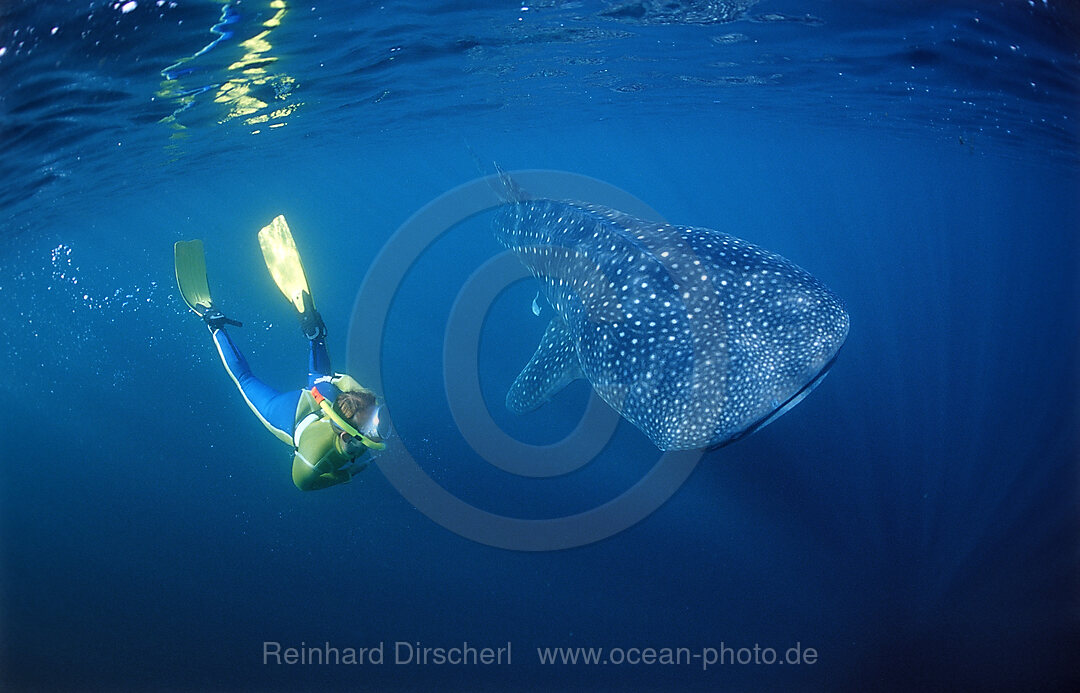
<box><xmin>494</xmin><ymin>179</ymin><xmax>849</xmax><ymax>451</ymax></box>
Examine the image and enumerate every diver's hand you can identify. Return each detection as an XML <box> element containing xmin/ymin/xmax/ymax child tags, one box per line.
<box><xmin>340</xmin><ymin>460</ymin><xmax>369</xmax><ymax>478</ymax></box>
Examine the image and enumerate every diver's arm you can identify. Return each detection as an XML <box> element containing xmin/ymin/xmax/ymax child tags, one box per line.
<box><xmin>339</xmin><ymin>456</ymin><xmax>369</xmax><ymax>476</ymax></box>
<box><xmin>304</xmin><ymin>468</ymin><xmax>352</xmax><ymax>491</ymax></box>
<box><xmin>292</xmin><ymin>454</ymin><xmax>350</xmax><ymax>491</ymax></box>
<box><xmin>307</xmin><ymin>457</ymin><xmax>368</xmax><ymax>490</ymax></box>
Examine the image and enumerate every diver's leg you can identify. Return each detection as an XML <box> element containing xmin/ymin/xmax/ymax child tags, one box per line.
<box><xmin>211</xmin><ymin>326</ymin><xmax>301</xmax><ymax>443</ymax></box>
<box><xmin>307</xmin><ymin>336</ymin><xmax>332</xmax><ymax>387</ymax></box>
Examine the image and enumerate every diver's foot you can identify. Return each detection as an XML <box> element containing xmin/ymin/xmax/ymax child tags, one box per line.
<box><xmin>299</xmin><ymin>310</ymin><xmax>327</xmax><ymax>340</ymax></box>
<box><xmin>203</xmin><ymin>308</ymin><xmax>242</xmax><ymax>331</ymax></box>
<box><xmin>298</xmin><ymin>290</ymin><xmax>327</xmax><ymax>340</ymax></box>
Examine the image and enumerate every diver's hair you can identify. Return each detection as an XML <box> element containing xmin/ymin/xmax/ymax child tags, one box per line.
<box><xmin>336</xmin><ymin>389</ymin><xmax>377</xmax><ymax>429</ymax></box>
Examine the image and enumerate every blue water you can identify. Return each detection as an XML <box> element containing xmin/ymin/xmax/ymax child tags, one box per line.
<box><xmin>2</xmin><ymin>1</ymin><xmax>1078</xmax><ymax>691</ymax></box>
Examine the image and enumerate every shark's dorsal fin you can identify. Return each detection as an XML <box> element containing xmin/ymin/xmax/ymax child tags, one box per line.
<box><xmin>506</xmin><ymin>317</ymin><xmax>583</xmax><ymax>414</ymax></box>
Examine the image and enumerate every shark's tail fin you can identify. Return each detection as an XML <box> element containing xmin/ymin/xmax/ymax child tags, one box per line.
<box><xmin>464</xmin><ymin>141</ymin><xmax>529</xmax><ymax>203</ymax></box>
<box><xmin>493</xmin><ymin>161</ymin><xmax>529</xmax><ymax>203</ymax></box>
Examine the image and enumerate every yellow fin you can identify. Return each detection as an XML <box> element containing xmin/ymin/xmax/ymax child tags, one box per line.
<box><xmin>174</xmin><ymin>239</ymin><xmax>214</xmax><ymax>315</ymax></box>
<box><xmin>257</xmin><ymin>214</ymin><xmax>313</xmax><ymax>314</ymax></box>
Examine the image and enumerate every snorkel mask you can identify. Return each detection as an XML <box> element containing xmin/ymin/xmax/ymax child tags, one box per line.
<box><xmin>358</xmin><ymin>404</ymin><xmax>390</xmax><ymax>445</ymax></box>
<box><xmin>311</xmin><ymin>386</ymin><xmax>387</xmax><ymax>451</ymax></box>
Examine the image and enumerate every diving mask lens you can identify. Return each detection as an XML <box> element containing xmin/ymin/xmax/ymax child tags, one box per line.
<box><xmin>359</xmin><ymin>404</ymin><xmax>390</xmax><ymax>443</ymax></box>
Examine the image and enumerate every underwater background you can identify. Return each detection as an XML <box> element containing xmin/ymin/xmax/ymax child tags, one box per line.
<box><xmin>1</xmin><ymin>0</ymin><xmax>1078</xmax><ymax>691</ymax></box>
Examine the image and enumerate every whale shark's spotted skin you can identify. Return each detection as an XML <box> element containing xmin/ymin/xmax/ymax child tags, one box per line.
<box><xmin>495</xmin><ymin>196</ymin><xmax>849</xmax><ymax>451</ymax></box>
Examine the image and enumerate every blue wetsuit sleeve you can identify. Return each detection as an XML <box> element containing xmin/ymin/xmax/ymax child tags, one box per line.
<box><xmin>308</xmin><ymin>337</ymin><xmax>332</xmax><ymax>388</ymax></box>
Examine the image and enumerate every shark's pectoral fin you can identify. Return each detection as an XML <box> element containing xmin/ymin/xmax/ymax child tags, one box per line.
<box><xmin>507</xmin><ymin>317</ymin><xmax>583</xmax><ymax>414</ymax></box>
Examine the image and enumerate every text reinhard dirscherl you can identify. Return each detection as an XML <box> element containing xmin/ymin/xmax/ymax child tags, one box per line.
<box><xmin>263</xmin><ymin>641</ymin><xmax>512</xmax><ymax>666</ymax></box>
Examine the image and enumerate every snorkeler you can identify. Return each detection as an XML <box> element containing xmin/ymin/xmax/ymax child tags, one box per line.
<box><xmin>174</xmin><ymin>215</ymin><xmax>389</xmax><ymax>491</ymax></box>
